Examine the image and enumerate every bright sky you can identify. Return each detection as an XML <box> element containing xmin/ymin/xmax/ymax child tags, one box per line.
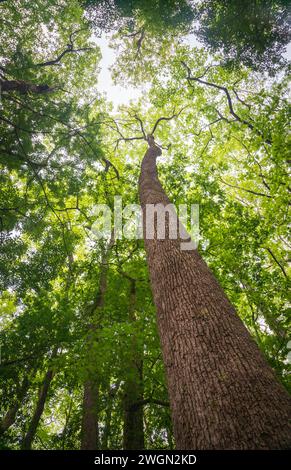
<box><xmin>94</xmin><ymin>35</ymin><xmax>142</xmax><ymax>108</ymax></box>
<box><xmin>94</xmin><ymin>33</ymin><xmax>202</xmax><ymax>108</ymax></box>
<box><xmin>94</xmin><ymin>34</ymin><xmax>291</xmax><ymax>109</ymax></box>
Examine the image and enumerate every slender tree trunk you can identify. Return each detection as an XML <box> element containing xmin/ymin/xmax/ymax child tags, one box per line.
<box><xmin>81</xmin><ymin>379</ymin><xmax>99</xmax><ymax>450</ymax></box>
<box><xmin>101</xmin><ymin>381</ymin><xmax>120</xmax><ymax>449</ymax></box>
<box><xmin>81</xmin><ymin>239</ymin><xmax>113</xmax><ymax>450</ymax></box>
<box><xmin>123</xmin><ymin>279</ymin><xmax>144</xmax><ymax>450</ymax></box>
<box><xmin>61</xmin><ymin>395</ymin><xmax>73</xmax><ymax>450</ymax></box>
<box><xmin>21</xmin><ymin>368</ymin><xmax>54</xmax><ymax>449</ymax></box>
<box><xmin>0</xmin><ymin>376</ymin><xmax>29</xmax><ymax>435</ymax></box>
<box><xmin>138</xmin><ymin>136</ymin><xmax>291</xmax><ymax>449</ymax></box>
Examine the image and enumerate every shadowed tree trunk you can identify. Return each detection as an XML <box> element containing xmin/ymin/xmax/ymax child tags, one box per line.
<box><xmin>101</xmin><ymin>381</ymin><xmax>120</xmax><ymax>449</ymax></box>
<box><xmin>81</xmin><ymin>378</ymin><xmax>99</xmax><ymax>450</ymax></box>
<box><xmin>21</xmin><ymin>368</ymin><xmax>54</xmax><ymax>449</ymax></box>
<box><xmin>0</xmin><ymin>376</ymin><xmax>29</xmax><ymax>435</ymax></box>
<box><xmin>81</xmin><ymin>239</ymin><xmax>114</xmax><ymax>450</ymax></box>
<box><xmin>138</xmin><ymin>135</ymin><xmax>291</xmax><ymax>449</ymax></box>
<box><xmin>123</xmin><ymin>279</ymin><xmax>144</xmax><ymax>450</ymax></box>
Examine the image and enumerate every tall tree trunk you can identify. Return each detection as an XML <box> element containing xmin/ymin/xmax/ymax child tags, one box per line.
<box><xmin>123</xmin><ymin>279</ymin><xmax>144</xmax><ymax>450</ymax></box>
<box><xmin>101</xmin><ymin>381</ymin><xmax>120</xmax><ymax>449</ymax></box>
<box><xmin>80</xmin><ymin>239</ymin><xmax>113</xmax><ymax>450</ymax></box>
<box><xmin>138</xmin><ymin>135</ymin><xmax>291</xmax><ymax>449</ymax></box>
<box><xmin>81</xmin><ymin>378</ymin><xmax>99</xmax><ymax>450</ymax></box>
<box><xmin>21</xmin><ymin>368</ymin><xmax>54</xmax><ymax>449</ymax></box>
<box><xmin>0</xmin><ymin>376</ymin><xmax>29</xmax><ymax>435</ymax></box>
<box><xmin>61</xmin><ymin>395</ymin><xmax>73</xmax><ymax>450</ymax></box>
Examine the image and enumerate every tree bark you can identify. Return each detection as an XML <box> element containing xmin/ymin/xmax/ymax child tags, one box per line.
<box><xmin>81</xmin><ymin>378</ymin><xmax>99</xmax><ymax>450</ymax></box>
<box><xmin>123</xmin><ymin>279</ymin><xmax>144</xmax><ymax>450</ymax></box>
<box><xmin>80</xmin><ymin>238</ymin><xmax>114</xmax><ymax>450</ymax></box>
<box><xmin>138</xmin><ymin>136</ymin><xmax>291</xmax><ymax>449</ymax></box>
<box><xmin>21</xmin><ymin>368</ymin><xmax>54</xmax><ymax>449</ymax></box>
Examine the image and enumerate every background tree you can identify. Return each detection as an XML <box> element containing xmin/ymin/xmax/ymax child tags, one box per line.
<box><xmin>195</xmin><ymin>0</ymin><xmax>290</xmax><ymax>72</ymax></box>
<box><xmin>0</xmin><ymin>0</ymin><xmax>290</xmax><ymax>450</ymax></box>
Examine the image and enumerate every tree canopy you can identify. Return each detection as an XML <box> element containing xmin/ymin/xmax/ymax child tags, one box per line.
<box><xmin>0</xmin><ymin>0</ymin><xmax>290</xmax><ymax>451</ymax></box>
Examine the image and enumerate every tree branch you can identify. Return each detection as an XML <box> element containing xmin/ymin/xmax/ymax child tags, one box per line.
<box><xmin>181</xmin><ymin>61</ymin><xmax>272</xmax><ymax>145</ymax></box>
<box><xmin>128</xmin><ymin>398</ymin><xmax>170</xmax><ymax>411</ymax></box>
<box><xmin>34</xmin><ymin>30</ymin><xmax>92</xmax><ymax>67</ymax></box>
<box><xmin>219</xmin><ymin>177</ymin><xmax>273</xmax><ymax>198</ymax></box>
<box><xmin>265</xmin><ymin>247</ymin><xmax>288</xmax><ymax>279</ymax></box>
<box><xmin>151</xmin><ymin>107</ymin><xmax>186</xmax><ymax>135</ymax></box>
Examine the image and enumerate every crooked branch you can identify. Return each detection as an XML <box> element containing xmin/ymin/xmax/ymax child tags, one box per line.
<box><xmin>265</xmin><ymin>247</ymin><xmax>288</xmax><ymax>279</ymax></box>
<box><xmin>181</xmin><ymin>61</ymin><xmax>272</xmax><ymax>145</ymax></box>
<box><xmin>35</xmin><ymin>30</ymin><xmax>92</xmax><ymax>67</ymax></box>
<box><xmin>151</xmin><ymin>107</ymin><xmax>186</xmax><ymax>135</ymax></box>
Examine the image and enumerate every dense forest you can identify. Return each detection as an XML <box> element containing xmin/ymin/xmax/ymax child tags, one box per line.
<box><xmin>0</xmin><ymin>0</ymin><xmax>290</xmax><ymax>452</ymax></box>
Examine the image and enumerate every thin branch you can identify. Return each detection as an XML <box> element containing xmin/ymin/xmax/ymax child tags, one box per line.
<box><xmin>233</xmin><ymin>88</ymin><xmax>251</xmax><ymax>110</ymax></box>
<box><xmin>34</xmin><ymin>30</ymin><xmax>92</xmax><ymax>67</ymax></box>
<box><xmin>232</xmin><ymin>136</ymin><xmax>271</xmax><ymax>191</ymax></box>
<box><xmin>131</xmin><ymin>113</ymin><xmax>146</xmax><ymax>139</ymax></box>
<box><xmin>219</xmin><ymin>177</ymin><xmax>273</xmax><ymax>198</ymax></box>
<box><xmin>14</xmin><ymin>129</ymin><xmax>72</xmax><ymax>257</ymax></box>
<box><xmin>107</xmin><ymin>118</ymin><xmax>144</xmax><ymax>150</ymax></box>
<box><xmin>3</xmin><ymin>94</ymin><xmax>119</xmax><ymax>178</ymax></box>
<box><xmin>181</xmin><ymin>61</ymin><xmax>272</xmax><ymax>145</ymax></box>
<box><xmin>265</xmin><ymin>247</ymin><xmax>288</xmax><ymax>279</ymax></box>
<box><xmin>135</xmin><ymin>29</ymin><xmax>145</xmax><ymax>58</ymax></box>
<box><xmin>151</xmin><ymin>107</ymin><xmax>186</xmax><ymax>135</ymax></box>
<box><xmin>128</xmin><ymin>398</ymin><xmax>170</xmax><ymax>411</ymax></box>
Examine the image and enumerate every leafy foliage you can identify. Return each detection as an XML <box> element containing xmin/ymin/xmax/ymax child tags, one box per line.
<box><xmin>0</xmin><ymin>0</ymin><xmax>290</xmax><ymax>450</ymax></box>
<box><xmin>194</xmin><ymin>0</ymin><xmax>290</xmax><ymax>72</ymax></box>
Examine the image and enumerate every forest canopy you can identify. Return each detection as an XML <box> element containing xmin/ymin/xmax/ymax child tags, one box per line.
<box><xmin>0</xmin><ymin>0</ymin><xmax>290</xmax><ymax>452</ymax></box>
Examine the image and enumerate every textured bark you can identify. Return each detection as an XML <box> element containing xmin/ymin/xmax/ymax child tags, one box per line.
<box><xmin>123</xmin><ymin>280</ymin><xmax>144</xmax><ymax>450</ymax></box>
<box><xmin>81</xmin><ymin>239</ymin><xmax>113</xmax><ymax>450</ymax></box>
<box><xmin>0</xmin><ymin>376</ymin><xmax>29</xmax><ymax>435</ymax></box>
<box><xmin>81</xmin><ymin>379</ymin><xmax>99</xmax><ymax>450</ymax></box>
<box><xmin>138</xmin><ymin>136</ymin><xmax>291</xmax><ymax>449</ymax></box>
<box><xmin>21</xmin><ymin>368</ymin><xmax>54</xmax><ymax>450</ymax></box>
